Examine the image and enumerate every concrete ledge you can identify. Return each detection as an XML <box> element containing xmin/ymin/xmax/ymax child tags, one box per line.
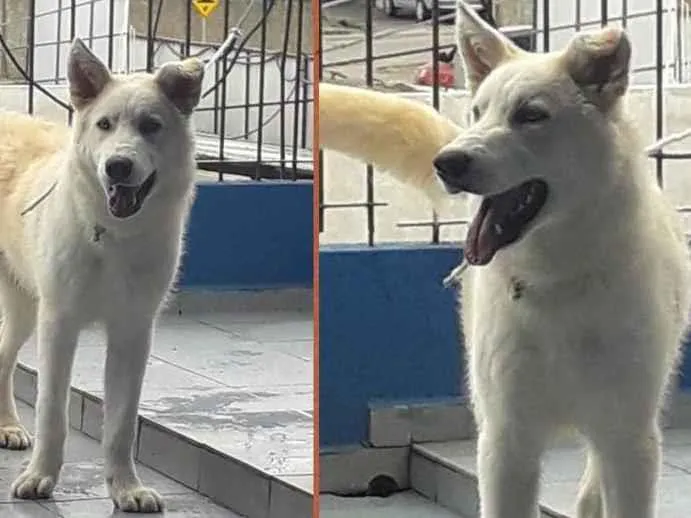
<box><xmin>320</xmin><ymin>445</ymin><xmax>409</xmax><ymax>496</ymax></box>
<box><xmin>14</xmin><ymin>364</ymin><xmax>311</xmax><ymax>518</ymax></box>
<box><xmin>166</xmin><ymin>287</ymin><xmax>313</xmax><ymax>314</ymax></box>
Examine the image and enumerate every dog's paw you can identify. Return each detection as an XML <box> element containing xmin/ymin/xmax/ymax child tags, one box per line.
<box><xmin>0</xmin><ymin>423</ymin><xmax>31</xmax><ymax>450</ymax></box>
<box><xmin>10</xmin><ymin>469</ymin><xmax>56</xmax><ymax>499</ymax></box>
<box><xmin>112</xmin><ymin>485</ymin><xmax>164</xmax><ymax>513</ymax></box>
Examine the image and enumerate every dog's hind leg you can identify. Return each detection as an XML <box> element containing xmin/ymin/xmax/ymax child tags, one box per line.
<box><xmin>476</xmin><ymin>420</ymin><xmax>546</xmax><ymax>518</ymax></box>
<box><xmin>0</xmin><ymin>269</ymin><xmax>36</xmax><ymax>450</ymax></box>
<box><xmin>576</xmin><ymin>446</ymin><xmax>603</xmax><ymax>518</ymax></box>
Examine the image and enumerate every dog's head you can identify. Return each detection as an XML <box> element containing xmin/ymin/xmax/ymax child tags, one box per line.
<box><xmin>434</xmin><ymin>2</ymin><xmax>632</xmax><ymax>265</ymax></box>
<box><xmin>67</xmin><ymin>38</ymin><xmax>204</xmax><ymax>220</ymax></box>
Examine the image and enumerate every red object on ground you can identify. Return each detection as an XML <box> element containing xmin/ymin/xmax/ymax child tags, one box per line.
<box><xmin>415</xmin><ymin>61</ymin><xmax>455</xmax><ymax>88</ymax></box>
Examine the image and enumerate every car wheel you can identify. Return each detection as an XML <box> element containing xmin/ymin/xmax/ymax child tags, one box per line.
<box><xmin>415</xmin><ymin>0</ymin><xmax>430</xmax><ymax>21</ymax></box>
<box><xmin>384</xmin><ymin>0</ymin><xmax>397</xmax><ymax>17</ymax></box>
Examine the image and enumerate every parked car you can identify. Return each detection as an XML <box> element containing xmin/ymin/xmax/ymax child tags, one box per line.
<box><xmin>375</xmin><ymin>0</ymin><xmax>477</xmax><ymax>22</ymax></box>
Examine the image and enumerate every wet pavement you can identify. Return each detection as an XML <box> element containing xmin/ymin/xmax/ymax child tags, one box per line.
<box><xmin>0</xmin><ymin>402</ymin><xmax>242</xmax><ymax>517</ymax></box>
<box><xmin>17</xmin><ymin>306</ymin><xmax>314</xmax><ymax>490</ymax></box>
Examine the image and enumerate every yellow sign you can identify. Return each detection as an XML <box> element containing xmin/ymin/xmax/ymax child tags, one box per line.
<box><xmin>192</xmin><ymin>0</ymin><xmax>219</xmax><ymax>18</ymax></box>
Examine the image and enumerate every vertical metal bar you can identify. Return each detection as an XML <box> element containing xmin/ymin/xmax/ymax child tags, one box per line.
<box><xmin>185</xmin><ymin>0</ymin><xmax>192</xmax><ymax>57</ymax></box>
<box><xmin>431</xmin><ymin>0</ymin><xmax>439</xmax><ymax>111</ymax></box>
<box><xmin>574</xmin><ymin>0</ymin><xmax>581</xmax><ymax>31</ymax></box>
<box><xmin>601</xmin><ymin>0</ymin><xmax>608</xmax><ymax>26</ymax></box>
<box><xmin>70</xmin><ymin>0</ymin><xmax>76</xmax><ymax>39</ymax></box>
<box><xmin>213</xmin><ymin>60</ymin><xmax>220</xmax><ymax>134</ymax></box>
<box><xmin>107</xmin><ymin>0</ymin><xmax>114</xmax><ymax>68</ymax></box>
<box><xmin>279</xmin><ymin>0</ymin><xmax>294</xmax><ymax>179</ymax></box>
<box><xmin>292</xmin><ymin>0</ymin><xmax>305</xmax><ymax>175</ymax></box>
<box><xmin>318</xmin><ymin>0</ymin><xmax>324</xmax><ymax>232</ymax></box>
<box><xmin>218</xmin><ymin>0</ymin><xmax>230</xmax><ymax>182</ymax></box>
<box><xmin>146</xmin><ymin>0</ymin><xmax>154</xmax><ymax>72</ymax></box>
<box><xmin>27</xmin><ymin>0</ymin><xmax>35</xmax><ymax>115</ymax></box>
<box><xmin>301</xmin><ymin>53</ymin><xmax>309</xmax><ymax>150</ymax></box>
<box><xmin>676</xmin><ymin>0</ymin><xmax>683</xmax><ymax>82</ymax></box>
<box><xmin>250</xmin><ymin>15</ymin><xmax>268</xmax><ymax>180</ymax></box>
<box><xmin>244</xmin><ymin>56</ymin><xmax>251</xmax><ymax>139</ymax></box>
<box><xmin>622</xmin><ymin>0</ymin><xmax>628</xmax><ymax>28</ymax></box>
<box><xmin>365</xmin><ymin>0</ymin><xmax>375</xmax><ymax>246</ymax></box>
<box><xmin>655</xmin><ymin>0</ymin><xmax>664</xmax><ymax>187</ymax></box>
<box><xmin>542</xmin><ymin>0</ymin><xmax>550</xmax><ymax>52</ymax></box>
<box><xmin>256</xmin><ymin>0</ymin><xmax>269</xmax><ymax>180</ymax></box>
<box><xmin>218</xmin><ymin>56</ymin><xmax>228</xmax><ymax>180</ymax></box>
<box><xmin>88</xmin><ymin>0</ymin><xmax>95</xmax><ymax>46</ymax></box>
<box><xmin>55</xmin><ymin>0</ymin><xmax>63</xmax><ymax>82</ymax></box>
<box><xmin>69</xmin><ymin>0</ymin><xmax>76</xmax><ymax>124</ymax></box>
<box><xmin>431</xmin><ymin>0</ymin><xmax>440</xmax><ymax>244</ymax></box>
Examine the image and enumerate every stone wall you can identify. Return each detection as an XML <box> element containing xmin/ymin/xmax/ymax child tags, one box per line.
<box><xmin>128</xmin><ymin>0</ymin><xmax>313</xmax><ymax>54</ymax></box>
<box><xmin>493</xmin><ymin>0</ymin><xmax>533</xmax><ymax>26</ymax></box>
<box><xmin>0</xmin><ymin>0</ymin><xmax>29</xmax><ymax>80</ymax></box>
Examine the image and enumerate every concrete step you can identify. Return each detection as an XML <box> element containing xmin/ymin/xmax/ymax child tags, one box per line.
<box><xmin>411</xmin><ymin>429</ymin><xmax>691</xmax><ymax>518</ymax></box>
<box><xmin>320</xmin><ymin>491</ymin><xmax>462</xmax><ymax>518</ymax></box>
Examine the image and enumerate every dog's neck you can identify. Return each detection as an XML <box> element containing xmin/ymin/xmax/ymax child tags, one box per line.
<box><xmin>494</xmin><ymin>165</ymin><xmax>649</xmax><ymax>290</ymax></box>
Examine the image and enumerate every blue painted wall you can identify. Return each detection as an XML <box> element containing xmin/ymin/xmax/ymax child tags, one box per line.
<box><xmin>319</xmin><ymin>242</ymin><xmax>691</xmax><ymax>447</ymax></box>
<box><xmin>179</xmin><ymin>180</ymin><xmax>313</xmax><ymax>290</ymax></box>
<box><xmin>319</xmin><ymin>243</ymin><xmax>463</xmax><ymax>447</ymax></box>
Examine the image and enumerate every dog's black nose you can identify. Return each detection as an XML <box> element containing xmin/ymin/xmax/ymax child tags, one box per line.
<box><xmin>433</xmin><ymin>149</ymin><xmax>473</xmax><ymax>193</ymax></box>
<box><xmin>105</xmin><ymin>156</ymin><xmax>133</xmax><ymax>183</ymax></box>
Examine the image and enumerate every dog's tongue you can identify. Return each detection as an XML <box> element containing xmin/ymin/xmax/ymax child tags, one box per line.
<box><xmin>466</xmin><ymin>198</ymin><xmax>500</xmax><ymax>265</ymax></box>
<box><xmin>108</xmin><ymin>185</ymin><xmax>138</xmax><ymax>219</ymax></box>
<box><xmin>464</xmin><ymin>181</ymin><xmax>548</xmax><ymax>266</ymax></box>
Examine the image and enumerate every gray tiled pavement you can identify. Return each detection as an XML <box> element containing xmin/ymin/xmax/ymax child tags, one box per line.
<box><xmin>320</xmin><ymin>492</ymin><xmax>460</xmax><ymax>518</ymax></box>
<box><xmin>0</xmin><ymin>402</ymin><xmax>242</xmax><ymax>517</ymax></box>
<box><xmin>17</xmin><ymin>308</ymin><xmax>313</xmax><ymax>487</ymax></box>
<box><xmin>414</xmin><ymin>428</ymin><xmax>691</xmax><ymax>518</ymax></box>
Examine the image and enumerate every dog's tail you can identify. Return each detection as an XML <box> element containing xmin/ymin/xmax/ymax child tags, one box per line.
<box><xmin>318</xmin><ymin>82</ymin><xmax>460</xmax><ymax>203</ymax></box>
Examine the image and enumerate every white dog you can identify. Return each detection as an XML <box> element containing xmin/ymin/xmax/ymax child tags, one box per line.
<box><xmin>319</xmin><ymin>3</ymin><xmax>691</xmax><ymax>517</ymax></box>
<box><xmin>0</xmin><ymin>39</ymin><xmax>203</xmax><ymax>512</ymax></box>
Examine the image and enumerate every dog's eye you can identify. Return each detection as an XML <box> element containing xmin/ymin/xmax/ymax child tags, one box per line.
<box><xmin>96</xmin><ymin>117</ymin><xmax>112</xmax><ymax>131</ymax></box>
<box><xmin>139</xmin><ymin>118</ymin><xmax>162</xmax><ymax>135</ymax></box>
<box><xmin>512</xmin><ymin>104</ymin><xmax>550</xmax><ymax>125</ymax></box>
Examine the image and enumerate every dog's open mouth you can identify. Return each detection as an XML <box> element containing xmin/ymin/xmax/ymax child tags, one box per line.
<box><xmin>107</xmin><ymin>171</ymin><xmax>157</xmax><ymax>219</ymax></box>
<box><xmin>465</xmin><ymin>180</ymin><xmax>548</xmax><ymax>266</ymax></box>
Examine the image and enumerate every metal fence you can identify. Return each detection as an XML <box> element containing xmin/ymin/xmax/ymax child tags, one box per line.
<box><xmin>318</xmin><ymin>0</ymin><xmax>691</xmax><ymax>245</ymax></box>
<box><xmin>0</xmin><ymin>0</ymin><xmax>314</xmax><ymax>181</ymax></box>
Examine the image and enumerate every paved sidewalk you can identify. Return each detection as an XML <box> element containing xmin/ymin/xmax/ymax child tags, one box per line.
<box><xmin>0</xmin><ymin>402</ymin><xmax>241</xmax><ymax>517</ymax></box>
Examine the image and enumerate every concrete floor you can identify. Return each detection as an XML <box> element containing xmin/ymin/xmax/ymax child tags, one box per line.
<box><xmin>320</xmin><ymin>492</ymin><xmax>459</xmax><ymax>518</ymax></box>
<box><xmin>0</xmin><ymin>402</ymin><xmax>241</xmax><ymax>518</ymax></box>
<box><xmin>17</xmin><ymin>308</ymin><xmax>314</xmax><ymax>490</ymax></box>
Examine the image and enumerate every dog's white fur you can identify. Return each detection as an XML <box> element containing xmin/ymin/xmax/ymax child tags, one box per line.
<box><xmin>319</xmin><ymin>3</ymin><xmax>691</xmax><ymax>517</ymax></box>
<box><xmin>0</xmin><ymin>39</ymin><xmax>203</xmax><ymax>512</ymax></box>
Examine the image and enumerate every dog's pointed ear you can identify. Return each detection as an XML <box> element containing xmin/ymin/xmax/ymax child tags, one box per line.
<box><xmin>67</xmin><ymin>38</ymin><xmax>112</xmax><ymax>110</ymax></box>
<box><xmin>562</xmin><ymin>26</ymin><xmax>631</xmax><ymax>111</ymax></box>
<box><xmin>155</xmin><ymin>58</ymin><xmax>204</xmax><ymax>115</ymax></box>
<box><xmin>456</xmin><ymin>1</ymin><xmax>524</xmax><ymax>93</ymax></box>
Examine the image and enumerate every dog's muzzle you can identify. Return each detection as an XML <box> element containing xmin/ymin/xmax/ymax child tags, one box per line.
<box><xmin>433</xmin><ymin>148</ymin><xmax>549</xmax><ymax>266</ymax></box>
<box><xmin>106</xmin><ymin>171</ymin><xmax>157</xmax><ymax>219</ymax></box>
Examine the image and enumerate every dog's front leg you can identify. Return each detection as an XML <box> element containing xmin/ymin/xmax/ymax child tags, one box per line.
<box><xmin>11</xmin><ymin>305</ymin><xmax>80</xmax><ymax>499</ymax></box>
<box><xmin>476</xmin><ymin>422</ymin><xmax>545</xmax><ymax>518</ymax></box>
<box><xmin>103</xmin><ymin>313</ymin><xmax>162</xmax><ymax>513</ymax></box>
